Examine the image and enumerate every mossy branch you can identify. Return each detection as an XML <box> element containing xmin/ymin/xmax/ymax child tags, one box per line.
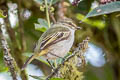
<box><xmin>0</xmin><ymin>24</ymin><xmax>17</xmax><ymax>80</ymax></box>
<box><xmin>46</xmin><ymin>37</ymin><xmax>90</xmax><ymax>80</ymax></box>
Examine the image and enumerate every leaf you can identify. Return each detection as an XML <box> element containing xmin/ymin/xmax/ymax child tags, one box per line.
<box><xmin>0</xmin><ymin>10</ymin><xmax>7</xmax><ymax>18</ymax></box>
<box><xmin>86</xmin><ymin>1</ymin><xmax>120</xmax><ymax>18</ymax></box>
<box><xmin>50</xmin><ymin>78</ymin><xmax>64</xmax><ymax>80</ymax></box>
<box><xmin>29</xmin><ymin>75</ymin><xmax>46</xmax><ymax>80</ymax></box>
<box><xmin>0</xmin><ymin>52</ymin><xmax>8</xmax><ymax>72</ymax></box>
<box><xmin>34</xmin><ymin>18</ymin><xmax>48</xmax><ymax>32</ymax></box>
<box><xmin>76</xmin><ymin>14</ymin><xmax>106</xmax><ymax>29</ymax></box>
<box><xmin>52</xmin><ymin>0</ymin><xmax>60</xmax><ymax>4</ymax></box>
<box><xmin>36</xmin><ymin>56</ymin><xmax>50</xmax><ymax>66</ymax></box>
<box><xmin>38</xmin><ymin>18</ymin><xmax>48</xmax><ymax>28</ymax></box>
<box><xmin>34</xmin><ymin>23</ymin><xmax>47</xmax><ymax>32</ymax></box>
<box><xmin>34</xmin><ymin>0</ymin><xmax>44</xmax><ymax>5</ymax></box>
<box><xmin>30</xmin><ymin>75</ymin><xmax>64</xmax><ymax>80</ymax></box>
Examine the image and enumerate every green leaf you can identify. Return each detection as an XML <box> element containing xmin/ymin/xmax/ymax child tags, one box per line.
<box><xmin>29</xmin><ymin>75</ymin><xmax>46</xmax><ymax>80</ymax></box>
<box><xmin>34</xmin><ymin>18</ymin><xmax>48</xmax><ymax>32</ymax></box>
<box><xmin>50</xmin><ymin>78</ymin><xmax>64</xmax><ymax>80</ymax></box>
<box><xmin>0</xmin><ymin>10</ymin><xmax>7</xmax><ymax>18</ymax></box>
<box><xmin>52</xmin><ymin>0</ymin><xmax>60</xmax><ymax>4</ymax></box>
<box><xmin>30</xmin><ymin>75</ymin><xmax>64</xmax><ymax>80</ymax></box>
<box><xmin>38</xmin><ymin>18</ymin><xmax>48</xmax><ymax>28</ymax></box>
<box><xmin>76</xmin><ymin>14</ymin><xmax>106</xmax><ymax>29</ymax></box>
<box><xmin>86</xmin><ymin>1</ymin><xmax>120</xmax><ymax>18</ymax></box>
<box><xmin>34</xmin><ymin>0</ymin><xmax>44</xmax><ymax>5</ymax></box>
<box><xmin>34</xmin><ymin>23</ymin><xmax>47</xmax><ymax>32</ymax></box>
<box><xmin>36</xmin><ymin>56</ymin><xmax>50</xmax><ymax>66</ymax></box>
<box><xmin>0</xmin><ymin>52</ymin><xmax>8</xmax><ymax>72</ymax></box>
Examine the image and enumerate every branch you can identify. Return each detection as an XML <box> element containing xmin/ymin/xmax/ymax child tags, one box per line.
<box><xmin>0</xmin><ymin>24</ymin><xmax>17</xmax><ymax>80</ymax></box>
<box><xmin>57</xmin><ymin>0</ymin><xmax>65</xmax><ymax>19</ymax></box>
<box><xmin>49</xmin><ymin>11</ymin><xmax>56</xmax><ymax>24</ymax></box>
<box><xmin>110</xmin><ymin>13</ymin><xmax>120</xmax><ymax>52</ymax></box>
<box><xmin>44</xmin><ymin>0</ymin><xmax>51</xmax><ymax>28</ymax></box>
<box><xmin>46</xmin><ymin>37</ymin><xmax>90</xmax><ymax>80</ymax></box>
<box><xmin>15</xmin><ymin>1</ymin><xmax>28</xmax><ymax>80</ymax></box>
<box><xmin>2</xmin><ymin>2</ymin><xmax>28</xmax><ymax>80</ymax></box>
<box><xmin>17</xmin><ymin>0</ymin><xmax>26</xmax><ymax>51</ymax></box>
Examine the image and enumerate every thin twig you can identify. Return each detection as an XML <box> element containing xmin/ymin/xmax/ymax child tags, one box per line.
<box><xmin>45</xmin><ymin>0</ymin><xmax>51</xmax><ymax>28</ymax></box>
<box><xmin>0</xmin><ymin>24</ymin><xmax>17</xmax><ymax>80</ymax></box>
<box><xmin>17</xmin><ymin>0</ymin><xmax>26</xmax><ymax>51</ymax></box>
<box><xmin>0</xmin><ymin>3</ymin><xmax>28</xmax><ymax>80</ymax></box>
<box><xmin>49</xmin><ymin>11</ymin><xmax>56</xmax><ymax>23</ymax></box>
<box><xmin>57</xmin><ymin>0</ymin><xmax>65</xmax><ymax>19</ymax></box>
<box><xmin>10</xmin><ymin>1</ymin><xmax>28</xmax><ymax>80</ymax></box>
<box><xmin>46</xmin><ymin>37</ymin><xmax>90</xmax><ymax>80</ymax></box>
<box><xmin>48</xmin><ymin>0</ymin><xmax>56</xmax><ymax>23</ymax></box>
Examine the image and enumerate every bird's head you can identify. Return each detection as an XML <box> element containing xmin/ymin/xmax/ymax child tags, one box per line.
<box><xmin>58</xmin><ymin>18</ymin><xmax>81</xmax><ymax>30</ymax></box>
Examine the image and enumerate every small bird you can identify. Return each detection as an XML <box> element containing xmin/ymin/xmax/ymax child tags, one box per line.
<box><xmin>21</xmin><ymin>18</ymin><xmax>80</xmax><ymax>70</ymax></box>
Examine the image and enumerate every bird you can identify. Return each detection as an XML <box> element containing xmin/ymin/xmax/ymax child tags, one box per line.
<box><xmin>21</xmin><ymin>18</ymin><xmax>80</xmax><ymax>70</ymax></box>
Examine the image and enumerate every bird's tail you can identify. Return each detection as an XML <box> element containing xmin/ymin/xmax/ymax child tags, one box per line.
<box><xmin>21</xmin><ymin>55</ymin><xmax>35</xmax><ymax>70</ymax></box>
<box><xmin>21</xmin><ymin>50</ymin><xmax>47</xmax><ymax>70</ymax></box>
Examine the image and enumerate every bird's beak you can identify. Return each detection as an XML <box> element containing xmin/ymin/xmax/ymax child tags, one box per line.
<box><xmin>76</xmin><ymin>26</ymin><xmax>82</xmax><ymax>30</ymax></box>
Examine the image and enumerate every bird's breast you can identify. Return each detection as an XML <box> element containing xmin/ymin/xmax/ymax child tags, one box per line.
<box><xmin>45</xmin><ymin>31</ymin><xmax>75</xmax><ymax>59</ymax></box>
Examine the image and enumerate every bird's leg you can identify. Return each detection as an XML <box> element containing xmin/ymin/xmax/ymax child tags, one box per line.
<box><xmin>49</xmin><ymin>53</ymin><xmax>66</xmax><ymax>68</ymax></box>
<box><xmin>54</xmin><ymin>59</ymin><xmax>57</xmax><ymax>68</ymax></box>
<box><xmin>46</xmin><ymin>59</ymin><xmax>55</xmax><ymax>70</ymax></box>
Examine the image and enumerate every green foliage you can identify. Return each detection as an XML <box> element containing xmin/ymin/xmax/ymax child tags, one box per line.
<box><xmin>49</xmin><ymin>0</ymin><xmax>60</xmax><ymax>5</ymax></box>
<box><xmin>0</xmin><ymin>52</ymin><xmax>8</xmax><ymax>72</ymax></box>
<box><xmin>86</xmin><ymin>1</ymin><xmax>120</xmax><ymax>18</ymax></box>
<box><xmin>0</xmin><ymin>10</ymin><xmax>7</xmax><ymax>18</ymax></box>
<box><xmin>104</xmin><ymin>65</ymin><xmax>114</xmax><ymax>80</ymax></box>
<box><xmin>76</xmin><ymin>14</ymin><xmax>106</xmax><ymax>29</ymax></box>
<box><xmin>84</xmin><ymin>64</ymin><xmax>114</xmax><ymax>80</ymax></box>
<box><xmin>34</xmin><ymin>0</ymin><xmax>43</xmax><ymax>5</ymax></box>
<box><xmin>30</xmin><ymin>75</ymin><xmax>64</xmax><ymax>80</ymax></box>
<box><xmin>36</xmin><ymin>56</ymin><xmax>50</xmax><ymax>66</ymax></box>
<box><xmin>77</xmin><ymin>0</ymin><xmax>93</xmax><ymax>12</ymax></box>
<box><xmin>84</xmin><ymin>69</ymin><xmax>99</xmax><ymax>80</ymax></box>
<box><xmin>34</xmin><ymin>18</ymin><xmax>49</xmax><ymax>32</ymax></box>
<box><xmin>50</xmin><ymin>78</ymin><xmax>64</xmax><ymax>80</ymax></box>
<box><xmin>29</xmin><ymin>75</ymin><xmax>46</xmax><ymax>80</ymax></box>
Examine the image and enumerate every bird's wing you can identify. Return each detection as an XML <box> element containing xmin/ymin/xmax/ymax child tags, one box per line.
<box><xmin>34</xmin><ymin>26</ymin><xmax>71</xmax><ymax>53</ymax></box>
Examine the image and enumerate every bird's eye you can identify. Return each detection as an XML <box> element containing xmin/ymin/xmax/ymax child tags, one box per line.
<box><xmin>68</xmin><ymin>22</ymin><xmax>77</xmax><ymax>29</ymax></box>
